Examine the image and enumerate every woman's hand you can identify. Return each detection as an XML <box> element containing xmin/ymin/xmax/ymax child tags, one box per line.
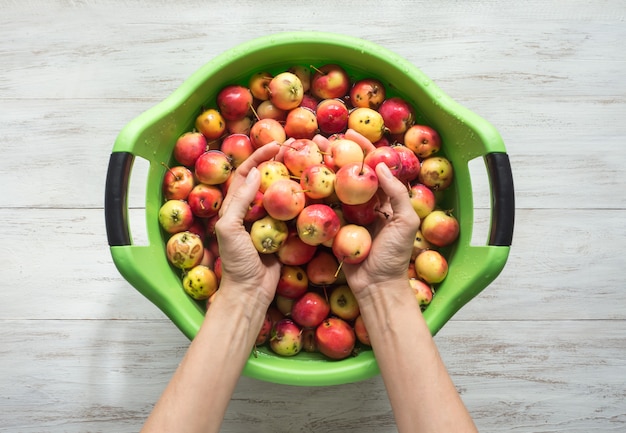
<box><xmin>341</xmin><ymin>163</ymin><xmax>421</xmax><ymax>300</ymax></box>
<box><xmin>213</xmin><ymin>142</ymin><xmax>282</xmax><ymax>307</ymax></box>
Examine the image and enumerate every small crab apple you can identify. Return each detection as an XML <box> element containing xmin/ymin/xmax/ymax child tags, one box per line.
<box><xmin>226</xmin><ymin>116</ymin><xmax>253</xmax><ymax>136</ymax></box>
<box><xmin>243</xmin><ymin>190</ymin><xmax>267</xmax><ymax>223</ymax></box>
<box><xmin>315</xmin><ymin>317</ymin><xmax>356</xmax><ymax>360</ymax></box>
<box><xmin>248</xmin><ymin>71</ymin><xmax>273</xmax><ymax>100</ymax></box>
<box><xmin>291</xmin><ymin>291</ymin><xmax>331</xmax><ymax>328</ymax></box>
<box><xmin>332</xmin><ymin>224</ymin><xmax>372</xmax><ymax>265</ymax></box>
<box><xmin>415</xmin><ymin>249</ymin><xmax>448</xmax><ymax>284</ymax></box>
<box><xmin>329</xmin><ymin>284</ymin><xmax>360</xmax><ymax>321</ymax></box>
<box><xmin>162</xmin><ymin>165</ymin><xmax>195</xmax><ymax>200</ymax></box>
<box><xmin>418</xmin><ymin>156</ymin><xmax>454</xmax><ymax>190</ymax></box>
<box><xmin>296</xmin><ymin>204</ymin><xmax>341</xmax><ymax>246</ymax></box>
<box><xmin>411</xmin><ymin>229</ymin><xmax>432</xmax><ymax>261</ymax></box>
<box><xmin>255</xmin><ymin>100</ymin><xmax>287</xmax><ymax>121</ymax></box>
<box><xmin>409</xmin><ymin>278</ymin><xmax>434</xmax><ymax>308</ymax></box>
<box><xmin>194</xmin><ymin>150</ymin><xmax>233</xmax><ymax>185</ymax></box>
<box><xmin>256</xmin><ymin>312</ymin><xmax>272</xmax><ymax>345</ymax></box>
<box><xmin>334</xmin><ymin>162</ymin><xmax>379</xmax><ymax>206</ymax></box>
<box><xmin>276</xmin><ymin>265</ymin><xmax>309</xmax><ymax>299</ymax></box>
<box><xmin>404</xmin><ymin>124</ymin><xmax>442</xmax><ymax>158</ymax></box>
<box><xmin>364</xmin><ymin>145</ymin><xmax>403</xmax><ymax>178</ymax></box>
<box><xmin>300</xmin><ymin>164</ymin><xmax>336</xmax><ymax>199</ymax></box>
<box><xmin>409</xmin><ymin>183</ymin><xmax>436</xmax><ymax>219</ymax></box>
<box><xmin>275</xmin><ymin>294</ymin><xmax>296</xmax><ymax>317</ymax></box>
<box><xmin>284</xmin><ymin>107</ymin><xmax>318</xmax><ymax>138</ymax></box>
<box><xmin>378</xmin><ymin>97</ymin><xmax>415</xmax><ymax>135</ymax></box>
<box><xmin>250</xmin><ymin>215</ymin><xmax>289</xmax><ymax>254</ymax></box>
<box><xmin>276</xmin><ymin>228</ymin><xmax>318</xmax><ymax>266</ymax></box>
<box><xmin>250</xmin><ymin>118</ymin><xmax>286</xmax><ymax>149</ymax></box>
<box><xmin>324</xmin><ymin>138</ymin><xmax>365</xmax><ymax>171</ymax></box>
<box><xmin>300</xmin><ymin>93</ymin><xmax>319</xmax><ymax>111</ymax></box>
<box><xmin>341</xmin><ymin>194</ymin><xmax>380</xmax><ymax>226</ymax></box>
<box><xmin>306</xmin><ymin>250</ymin><xmax>340</xmax><ymax>286</ymax></box>
<box><xmin>195</xmin><ymin>108</ymin><xmax>226</xmax><ymax>141</ymax></box>
<box><xmin>420</xmin><ymin>209</ymin><xmax>460</xmax><ymax>247</ymax></box>
<box><xmin>158</xmin><ymin>199</ymin><xmax>194</xmax><ymax>234</ymax></box>
<box><xmin>166</xmin><ymin>231</ymin><xmax>204</xmax><ymax>270</ymax></box>
<box><xmin>349</xmin><ymin>77</ymin><xmax>386</xmax><ymax>109</ymax></box>
<box><xmin>173</xmin><ymin>132</ymin><xmax>207</xmax><ymax>167</ymax></box>
<box><xmin>270</xmin><ymin>318</ymin><xmax>302</xmax><ymax>357</ymax></box>
<box><xmin>187</xmin><ymin>184</ymin><xmax>223</xmax><ymax>219</ymax></box>
<box><xmin>288</xmin><ymin>65</ymin><xmax>312</xmax><ymax>93</ymax></box>
<box><xmin>216</xmin><ymin>85</ymin><xmax>253</xmax><ymax>121</ymax></box>
<box><xmin>310</xmin><ymin>63</ymin><xmax>350</xmax><ymax>100</ymax></box>
<box><xmin>283</xmin><ymin>138</ymin><xmax>324</xmax><ymax>177</ymax></box>
<box><xmin>257</xmin><ymin>160</ymin><xmax>291</xmax><ymax>193</ymax></box>
<box><xmin>348</xmin><ymin>107</ymin><xmax>386</xmax><ymax>143</ymax></box>
<box><xmin>268</xmin><ymin>71</ymin><xmax>304</xmax><ymax>111</ymax></box>
<box><xmin>182</xmin><ymin>265</ymin><xmax>218</xmax><ymax>300</ymax></box>
<box><xmin>316</xmin><ymin>98</ymin><xmax>349</xmax><ymax>135</ymax></box>
<box><xmin>353</xmin><ymin>315</ymin><xmax>370</xmax><ymax>346</ymax></box>
<box><xmin>262</xmin><ymin>179</ymin><xmax>306</xmax><ymax>221</ymax></box>
<box><xmin>220</xmin><ymin>133</ymin><xmax>253</xmax><ymax>168</ymax></box>
<box><xmin>394</xmin><ymin>144</ymin><xmax>421</xmax><ymax>183</ymax></box>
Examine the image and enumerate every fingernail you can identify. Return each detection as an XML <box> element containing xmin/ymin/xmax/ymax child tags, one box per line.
<box><xmin>246</xmin><ymin>166</ymin><xmax>259</xmax><ymax>184</ymax></box>
<box><xmin>378</xmin><ymin>163</ymin><xmax>393</xmax><ymax>178</ymax></box>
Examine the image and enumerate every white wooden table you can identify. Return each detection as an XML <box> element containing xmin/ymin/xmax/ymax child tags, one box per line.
<box><xmin>2</xmin><ymin>1</ymin><xmax>625</xmax><ymax>432</ymax></box>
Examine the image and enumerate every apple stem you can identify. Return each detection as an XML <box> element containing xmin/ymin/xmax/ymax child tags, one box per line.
<box><xmin>334</xmin><ymin>260</ymin><xmax>344</xmax><ymax>278</ymax></box>
<box><xmin>160</xmin><ymin>162</ymin><xmax>180</xmax><ymax>179</ymax></box>
<box><xmin>309</xmin><ymin>64</ymin><xmax>324</xmax><ymax>75</ymax></box>
<box><xmin>289</xmin><ymin>175</ymin><xmax>302</xmax><ymax>181</ymax></box>
<box><xmin>248</xmin><ymin>102</ymin><xmax>260</xmax><ymax>121</ymax></box>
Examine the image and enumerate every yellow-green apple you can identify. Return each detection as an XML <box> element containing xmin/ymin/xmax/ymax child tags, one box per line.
<box><xmin>414</xmin><ymin>249</ymin><xmax>448</xmax><ymax>284</ymax></box>
<box><xmin>347</xmin><ymin>107</ymin><xmax>386</xmax><ymax>143</ymax></box>
<box><xmin>268</xmin><ymin>71</ymin><xmax>304</xmax><ymax>111</ymax></box>
<box><xmin>329</xmin><ymin>284</ymin><xmax>360</xmax><ymax>321</ymax></box>
<box><xmin>269</xmin><ymin>318</ymin><xmax>302</xmax><ymax>356</ymax></box>
<box><xmin>255</xmin><ymin>100</ymin><xmax>287</xmax><ymax>121</ymax></box>
<box><xmin>418</xmin><ymin>156</ymin><xmax>453</xmax><ymax>190</ymax></box>
<box><xmin>195</xmin><ymin>108</ymin><xmax>226</xmax><ymax>141</ymax></box>
<box><xmin>182</xmin><ymin>265</ymin><xmax>218</xmax><ymax>300</ymax></box>
<box><xmin>409</xmin><ymin>183</ymin><xmax>436</xmax><ymax>219</ymax></box>
<box><xmin>165</xmin><ymin>231</ymin><xmax>204</xmax><ymax>270</ymax></box>
<box><xmin>158</xmin><ymin>199</ymin><xmax>194</xmax><ymax>234</ymax></box>
<box><xmin>288</xmin><ymin>65</ymin><xmax>311</xmax><ymax>93</ymax></box>
<box><xmin>250</xmin><ymin>215</ymin><xmax>289</xmax><ymax>254</ymax></box>
<box><xmin>409</xmin><ymin>278</ymin><xmax>434</xmax><ymax>308</ymax></box>
<box><xmin>349</xmin><ymin>77</ymin><xmax>386</xmax><ymax>109</ymax></box>
<box><xmin>248</xmin><ymin>71</ymin><xmax>273</xmax><ymax>100</ymax></box>
<box><xmin>411</xmin><ymin>229</ymin><xmax>432</xmax><ymax>261</ymax></box>
<box><xmin>257</xmin><ymin>159</ymin><xmax>290</xmax><ymax>193</ymax></box>
<box><xmin>300</xmin><ymin>164</ymin><xmax>336</xmax><ymax>199</ymax></box>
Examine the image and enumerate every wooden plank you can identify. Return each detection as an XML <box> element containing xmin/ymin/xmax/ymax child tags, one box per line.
<box><xmin>1</xmin><ymin>319</ymin><xmax>624</xmax><ymax>432</ymax></box>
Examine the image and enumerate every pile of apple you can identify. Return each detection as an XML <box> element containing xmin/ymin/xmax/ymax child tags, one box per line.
<box><xmin>158</xmin><ymin>63</ymin><xmax>460</xmax><ymax>360</ymax></box>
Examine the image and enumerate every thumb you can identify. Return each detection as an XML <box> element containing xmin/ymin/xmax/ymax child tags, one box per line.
<box><xmin>376</xmin><ymin>163</ymin><xmax>420</xmax><ymax>226</ymax></box>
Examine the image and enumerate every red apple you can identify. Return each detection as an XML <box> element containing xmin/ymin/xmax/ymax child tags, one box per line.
<box><xmin>420</xmin><ymin>209</ymin><xmax>460</xmax><ymax>247</ymax></box>
<box><xmin>291</xmin><ymin>291</ymin><xmax>331</xmax><ymax>328</ymax></box>
<box><xmin>334</xmin><ymin>162</ymin><xmax>379</xmax><ymax>206</ymax></box>
<box><xmin>269</xmin><ymin>318</ymin><xmax>302</xmax><ymax>357</ymax></box>
<box><xmin>262</xmin><ymin>179</ymin><xmax>306</xmax><ymax>221</ymax></box>
<box><xmin>409</xmin><ymin>183</ymin><xmax>436</xmax><ymax>219</ymax></box>
<box><xmin>158</xmin><ymin>199</ymin><xmax>194</xmax><ymax>234</ymax></box>
<box><xmin>243</xmin><ymin>190</ymin><xmax>267</xmax><ymax>223</ymax></box>
<box><xmin>404</xmin><ymin>124</ymin><xmax>442</xmax><ymax>158</ymax></box>
<box><xmin>316</xmin><ymin>98</ymin><xmax>349</xmax><ymax>135</ymax></box>
<box><xmin>268</xmin><ymin>71</ymin><xmax>304</xmax><ymax>111</ymax></box>
<box><xmin>354</xmin><ymin>315</ymin><xmax>370</xmax><ymax>346</ymax></box>
<box><xmin>341</xmin><ymin>194</ymin><xmax>380</xmax><ymax>226</ymax></box>
<box><xmin>282</xmin><ymin>138</ymin><xmax>323</xmax><ymax>177</ymax></box>
<box><xmin>162</xmin><ymin>165</ymin><xmax>195</xmax><ymax>200</ymax></box>
<box><xmin>378</xmin><ymin>97</ymin><xmax>415</xmax><ymax>135</ymax></box>
<box><xmin>315</xmin><ymin>317</ymin><xmax>355</xmax><ymax>360</ymax></box>
<box><xmin>284</xmin><ymin>106</ymin><xmax>318</xmax><ymax>139</ymax></box>
<box><xmin>332</xmin><ymin>224</ymin><xmax>372</xmax><ymax>265</ymax></box>
<box><xmin>173</xmin><ymin>132</ymin><xmax>207</xmax><ymax>167</ymax></box>
<box><xmin>250</xmin><ymin>118</ymin><xmax>286</xmax><ymax>148</ymax></box>
<box><xmin>194</xmin><ymin>150</ymin><xmax>233</xmax><ymax>185</ymax></box>
<box><xmin>306</xmin><ymin>250</ymin><xmax>340</xmax><ymax>286</ymax></box>
<box><xmin>276</xmin><ymin>265</ymin><xmax>309</xmax><ymax>299</ymax></box>
<box><xmin>219</xmin><ymin>133</ymin><xmax>253</xmax><ymax>168</ymax></box>
<box><xmin>394</xmin><ymin>145</ymin><xmax>421</xmax><ymax>183</ymax></box>
<box><xmin>364</xmin><ymin>145</ymin><xmax>403</xmax><ymax>178</ymax></box>
<box><xmin>216</xmin><ymin>85</ymin><xmax>253</xmax><ymax>121</ymax></box>
<box><xmin>276</xmin><ymin>228</ymin><xmax>318</xmax><ymax>266</ymax></box>
<box><xmin>296</xmin><ymin>204</ymin><xmax>341</xmax><ymax>246</ymax></box>
<box><xmin>349</xmin><ymin>78</ymin><xmax>386</xmax><ymax>109</ymax></box>
<box><xmin>310</xmin><ymin>64</ymin><xmax>350</xmax><ymax>100</ymax></box>
<box><xmin>255</xmin><ymin>312</ymin><xmax>272</xmax><ymax>345</ymax></box>
<box><xmin>187</xmin><ymin>183</ymin><xmax>223</xmax><ymax>218</ymax></box>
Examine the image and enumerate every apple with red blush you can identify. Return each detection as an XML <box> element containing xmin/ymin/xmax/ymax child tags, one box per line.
<box><xmin>282</xmin><ymin>138</ymin><xmax>323</xmax><ymax>177</ymax></box>
<box><xmin>194</xmin><ymin>150</ymin><xmax>233</xmax><ymax>185</ymax></box>
<box><xmin>341</xmin><ymin>194</ymin><xmax>380</xmax><ymax>226</ymax></box>
<box><xmin>409</xmin><ymin>183</ymin><xmax>436</xmax><ymax>219</ymax></box>
<box><xmin>284</xmin><ymin>106</ymin><xmax>318</xmax><ymax>139</ymax></box>
<box><xmin>404</xmin><ymin>124</ymin><xmax>442</xmax><ymax>158</ymax></box>
<box><xmin>310</xmin><ymin>63</ymin><xmax>350</xmax><ymax>100</ymax></box>
<box><xmin>420</xmin><ymin>209</ymin><xmax>460</xmax><ymax>247</ymax></box>
<box><xmin>349</xmin><ymin>77</ymin><xmax>386</xmax><ymax>109</ymax></box>
<box><xmin>332</xmin><ymin>223</ymin><xmax>372</xmax><ymax>265</ymax></box>
<box><xmin>187</xmin><ymin>183</ymin><xmax>223</xmax><ymax>219</ymax></box>
<box><xmin>262</xmin><ymin>179</ymin><xmax>306</xmax><ymax>221</ymax></box>
<box><xmin>216</xmin><ymin>84</ymin><xmax>253</xmax><ymax>121</ymax></box>
<box><xmin>269</xmin><ymin>318</ymin><xmax>302</xmax><ymax>357</ymax></box>
<box><xmin>250</xmin><ymin>118</ymin><xmax>286</xmax><ymax>148</ymax></box>
<box><xmin>268</xmin><ymin>71</ymin><xmax>304</xmax><ymax>111</ymax></box>
<box><xmin>315</xmin><ymin>317</ymin><xmax>355</xmax><ymax>360</ymax></box>
<box><xmin>276</xmin><ymin>228</ymin><xmax>318</xmax><ymax>266</ymax></box>
<box><xmin>364</xmin><ymin>145</ymin><xmax>403</xmax><ymax>178</ymax></box>
<box><xmin>220</xmin><ymin>133</ymin><xmax>253</xmax><ymax>168</ymax></box>
<box><xmin>393</xmin><ymin>145</ymin><xmax>421</xmax><ymax>183</ymax></box>
<box><xmin>306</xmin><ymin>250</ymin><xmax>340</xmax><ymax>286</ymax></box>
<box><xmin>316</xmin><ymin>98</ymin><xmax>349</xmax><ymax>135</ymax></box>
<box><xmin>276</xmin><ymin>265</ymin><xmax>309</xmax><ymax>299</ymax></box>
<box><xmin>377</xmin><ymin>96</ymin><xmax>415</xmax><ymax>135</ymax></box>
<box><xmin>158</xmin><ymin>199</ymin><xmax>194</xmax><ymax>234</ymax></box>
<box><xmin>296</xmin><ymin>203</ymin><xmax>341</xmax><ymax>246</ymax></box>
<box><xmin>334</xmin><ymin>162</ymin><xmax>379</xmax><ymax>206</ymax></box>
<box><xmin>162</xmin><ymin>165</ymin><xmax>195</xmax><ymax>200</ymax></box>
<box><xmin>173</xmin><ymin>131</ymin><xmax>207</xmax><ymax>167</ymax></box>
<box><xmin>291</xmin><ymin>291</ymin><xmax>330</xmax><ymax>328</ymax></box>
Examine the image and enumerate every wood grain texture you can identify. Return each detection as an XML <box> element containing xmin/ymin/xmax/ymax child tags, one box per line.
<box><xmin>1</xmin><ymin>0</ymin><xmax>625</xmax><ymax>432</ymax></box>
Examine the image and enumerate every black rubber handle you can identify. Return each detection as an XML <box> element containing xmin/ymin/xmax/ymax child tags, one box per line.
<box><xmin>485</xmin><ymin>152</ymin><xmax>515</xmax><ymax>247</ymax></box>
<box><xmin>105</xmin><ymin>152</ymin><xmax>133</xmax><ymax>246</ymax></box>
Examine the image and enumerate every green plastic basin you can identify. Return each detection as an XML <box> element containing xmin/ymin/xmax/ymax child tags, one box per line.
<box><xmin>105</xmin><ymin>31</ymin><xmax>514</xmax><ymax>386</ymax></box>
